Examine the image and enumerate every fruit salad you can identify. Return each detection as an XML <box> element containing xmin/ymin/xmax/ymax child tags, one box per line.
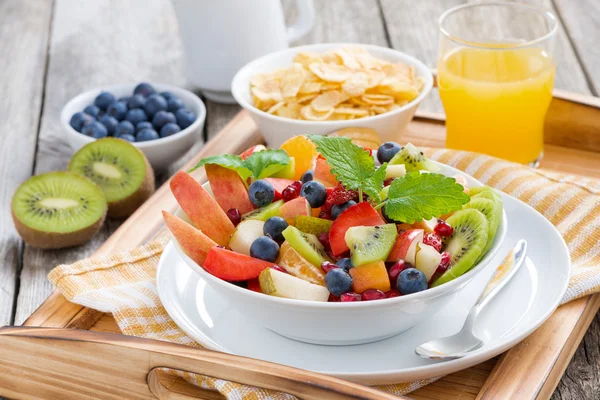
<box><xmin>163</xmin><ymin>128</ymin><xmax>503</xmax><ymax>302</ymax></box>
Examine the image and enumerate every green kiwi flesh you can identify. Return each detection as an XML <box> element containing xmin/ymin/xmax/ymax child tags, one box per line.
<box><xmin>345</xmin><ymin>224</ymin><xmax>397</xmax><ymax>266</ymax></box>
<box><xmin>242</xmin><ymin>200</ymin><xmax>283</xmax><ymax>221</ymax></box>
<box><xmin>282</xmin><ymin>225</ymin><xmax>332</xmax><ymax>267</ymax></box>
<box><xmin>68</xmin><ymin>138</ymin><xmax>154</xmax><ymax>218</ymax></box>
<box><xmin>295</xmin><ymin>216</ymin><xmax>333</xmax><ymax>235</ymax></box>
<box><xmin>11</xmin><ymin>171</ymin><xmax>107</xmax><ymax>249</ymax></box>
<box><xmin>432</xmin><ymin>209</ymin><xmax>489</xmax><ymax>287</ymax></box>
<box><xmin>465</xmin><ymin>194</ymin><xmax>502</xmax><ymax>257</ymax></box>
<box><xmin>389</xmin><ymin>142</ymin><xmax>439</xmax><ymax>172</ymax></box>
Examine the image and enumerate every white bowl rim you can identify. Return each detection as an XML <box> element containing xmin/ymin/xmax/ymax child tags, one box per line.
<box><xmin>61</xmin><ymin>82</ymin><xmax>206</xmax><ymax>149</ymax></box>
<box><xmin>231</xmin><ymin>43</ymin><xmax>434</xmax><ymax>126</ymax></box>
<box><xmin>173</xmin><ymin>160</ymin><xmax>507</xmax><ymax>309</ymax></box>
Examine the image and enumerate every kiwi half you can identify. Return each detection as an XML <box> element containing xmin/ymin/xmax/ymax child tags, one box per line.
<box><xmin>345</xmin><ymin>224</ymin><xmax>397</xmax><ymax>266</ymax></box>
<box><xmin>11</xmin><ymin>171</ymin><xmax>107</xmax><ymax>249</ymax></box>
<box><xmin>281</xmin><ymin>225</ymin><xmax>332</xmax><ymax>267</ymax></box>
<box><xmin>389</xmin><ymin>143</ymin><xmax>439</xmax><ymax>172</ymax></box>
<box><xmin>68</xmin><ymin>138</ymin><xmax>154</xmax><ymax>218</ymax></box>
<box><xmin>468</xmin><ymin>186</ymin><xmax>503</xmax><ymax>254</ymax></box>
<box><xmin>432</xmin><ymin>209</ymin><xmax>489</xmax><ymax>287</ymax></box>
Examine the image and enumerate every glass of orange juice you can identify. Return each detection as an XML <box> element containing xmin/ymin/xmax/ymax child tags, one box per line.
<box><xmin>438</xmin><ymin>3</ymin><xmax>557</xmax><ymax>166</ymax></box>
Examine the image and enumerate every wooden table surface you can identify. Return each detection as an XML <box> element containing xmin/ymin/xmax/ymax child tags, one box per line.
<box><xmin>1</xmin><ymin>0</ymin><xmax>598</xmax><ymax>398</ymax></box>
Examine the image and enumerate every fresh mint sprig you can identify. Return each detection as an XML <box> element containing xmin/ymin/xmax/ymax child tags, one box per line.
<box><xmin>190</xmin><ymin>149</ymin><xmax>290</xmax><ymax>182</ymax></box>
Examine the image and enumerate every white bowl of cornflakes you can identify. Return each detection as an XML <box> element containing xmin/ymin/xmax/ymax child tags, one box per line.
<box><xmin>232</xmin><ymin>43</ymin><xmax>433</xmax><ymax>147</ymax></box>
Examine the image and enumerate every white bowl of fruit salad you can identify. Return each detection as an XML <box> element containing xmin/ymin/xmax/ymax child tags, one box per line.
<box><xmin>163</xmin><ymin>131</ymin><xmax>506</xmax><ymax>345</ymax></box>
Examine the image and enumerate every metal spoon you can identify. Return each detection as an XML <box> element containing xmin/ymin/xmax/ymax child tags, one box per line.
<box><xmin>415</xmin><ymin>239</ymin><xmax>528</xmax><ymax>361</ymax></box>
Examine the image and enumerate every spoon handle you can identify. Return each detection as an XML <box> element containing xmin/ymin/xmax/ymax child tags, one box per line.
<box><xmin>468</xmin><ymin>240</ymin><xmax>528</xmax><ymax>322</ymax></box>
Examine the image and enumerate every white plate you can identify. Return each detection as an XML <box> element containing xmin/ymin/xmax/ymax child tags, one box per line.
<box><xmin>157</xmin><ymin>192</ymin><xmax>569</xmax><ymax>385</ymax></box>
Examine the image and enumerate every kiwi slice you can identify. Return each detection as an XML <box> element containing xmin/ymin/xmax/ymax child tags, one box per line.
<box><xmin>389</xmin><ymin>143</ymin><xmax>439</xmax><ymax>173</ymax></box>
<box><xmin>11</xmin><ymin>171</ymin><xmax>107</xmax><ymax>249</ymax></box>
<box><xmin>464</xmin><ymin>197</ymin><xmax>502</xmax><ymax>257</ymax></box>
<box><xmin>242</xmin><ymin>200</ymin><xmax>283</xmax><ymax>221</ymax></box>
<box><xmin>68</xmin><ymin>138</ymin><xmax>154</xmax><ymax>218</ymax></box>
<box><xmin>295</xmin><ymin>216</ymin><xmax>333</xmax><ymax>235</ymax></box>
<box><xmin>432</xmin><ymin>209</ymin><xmax>489</xmax><ymax>287</ymax></box>
<box><xmin>282</xmin><ymin>225</ymin><xmax>332</xmax><ymax>267</ymax></box>
<box><xmin>345</xmin><ymin>224</ymin><xmax>397</xmax><ymax>266</ymax></box>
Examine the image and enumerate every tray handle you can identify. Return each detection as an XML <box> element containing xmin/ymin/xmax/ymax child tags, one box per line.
<box><xmin>0</xmin><ymin>326</ymin><xmax>404</xmax><ymax>400</ymax></box>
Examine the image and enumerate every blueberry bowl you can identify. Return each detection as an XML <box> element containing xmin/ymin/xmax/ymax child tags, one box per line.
<box><xmin>61</xmin><ymin>83</ymin><xmax>206</xmax><ymax>170</ymax></box>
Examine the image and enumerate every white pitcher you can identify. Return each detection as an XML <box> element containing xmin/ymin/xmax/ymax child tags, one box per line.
<box><xmin>173</xmin><ymin>0</ymin><xmax>315</xmax><ymax>103</ymax></box>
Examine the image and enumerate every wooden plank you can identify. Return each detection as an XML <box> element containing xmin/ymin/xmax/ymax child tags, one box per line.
<box><xmin>554</xmin><ymin>0</ymin><xmax>600</xmax><ymax>95</ymax></box>
<box><xmin>0</xmin><ymin>0</ymin><xmax>53</xmax><ymax>325</ymax></box>
<box><xmin>14</xmin><ymin>0</ymin><xmax>191</xmax><ymax>325</ymax></box>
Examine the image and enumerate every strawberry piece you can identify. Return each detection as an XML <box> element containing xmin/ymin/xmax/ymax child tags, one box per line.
<box><xmin>203</xmin><ymin>247</ymin><xmax>273</xmax><ymax>281</ymax></box>
<box><xmin>329</xmin><ymin>202</ymin><xmax>384</xmax><ymax>255</ymax></box>
<box><xmin>423</xmin><ymin>232</ymin><xmax>443</xmax><ymax>252</ymax></box>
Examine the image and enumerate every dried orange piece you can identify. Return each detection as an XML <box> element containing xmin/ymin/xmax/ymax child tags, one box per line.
<box><xmin>278</xmin><ymin>241</ymin><xmax>326</xmax><ymax>285</ymax></box>
<box><xmin>279</xmin><ymin>135</ymin><xmax>318</xmax><ymax>180</ymax></box>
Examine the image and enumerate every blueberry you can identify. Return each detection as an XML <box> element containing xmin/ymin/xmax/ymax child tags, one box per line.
<box><xmin>136</xmin><ymin>128</ymin><xmax>159</xmax><ymax>142</ymax></box>
<box><xmin>136</xmin><ymin>121</ymin><xmax>153</xmax><ymax>132</ymax></box>
<box><xmin>249</xmin><ymin>236</ymin><xmax>280</xmax><ymax>262</ymax></box>
<box><xmin>160</xmin><ymin>123</ymin><xmax>181</xmax><ymax>138</ymax></box>
<box><xmin>115</xmin><ymin>120</ymin><xmax>135</xmax><ymax>137</ymax></box>
<box><xmin>248</xmin><ymin>180</ymin><xmax>275</xmax><ymax>207</ymax></box>
<box><xmin>325</xmin><ymin>268</ymin><xmax>353</xmax><ymax>296</ymax></box>
<box><xmin>83</xmin><ymin>105</ymin><xmax>100</xmax><ymax>118</ymax></box>
<box><xmin>397</xmin><ymin>268</ymin><xmax>428</xmax><ymax>295</ymax></box>
<box><xmin>377</xmin><ymin>142</ymin><xmax>401</xmax><ymax>164</ymax></box>
<box><xmin>167</xmin><ymin>97</ymin><xmax>185</xmax><ymax>113</ymax></box>
<box><xmin>133</xmin><ymin>82</ymin><xmax>156</xmax><ymax>97</ymax></box>
<box><xmin>152</xmin><ymin>110</ymin><xmax>177</xmax><ymax>130</ymax></box>
<box><xmin>106</xmin><ymin>101</ymin><xmax>128</xmax><ymax>120</ymax></box>
<box><xmin>301</xmin><ymin>169</ymin><xmax>314</xmax><ymax>183</ymax></box>
<box><xmin>118</xmin><ymin>96</ymin><xmax>131</xmax><ymax>103</ymax></box>
<box><xmin>160</xmin><ymin>91</ymin><xmax>175</xmax><ymax>99</ymax></box>
<box><xmin>69</xmin><ymin>112</ymin><xmax>94</xmax><ymax>132</ymax></box>
<box><xmin>81</xmin><ymin>121</ymin><xmax>108</xmax><ymax>139</ymax></box>
<box><xmin>94</xmin><ymin>91</ymin><xmax>116</xmax><ymax>111</ymax></box>
<box><xmin>263</xmin><ymin>217</ymin><xmax>288</xmax><ymax>243</ymax></box>
<box><xmin>99</xmin><ymin>115</ymin><xmax>119</xmax><ymax>135</ymax></box>
<box><xmin>127</xmin><ymin>94</ymin><xmax>146</xmax><ymax>109</ymax></box>
<box><xmin>175</xmin><ymin>108</ymin><xmax>196</xmax><ymax>129</ymax></box>
<box><xmin>125</xmin><ymin>108</ymin><xmax>148</xmax><ymax>125</ymax></box>
<box><xmin>144</xmin><ymin>94</ymin><xmax>168</xmax><ymax>117</ymax></box>
<box><xmin>119</xmin><ymin>133</ymin><xmax>136</xmax><ymax>142</ymax></box>
<box><xmin>336</xmin><ymin>257</ymin><xmax>354</xmax><ymax>271</ymax></box>
<box><xmin>300</xmin><ymin>181</ymin><xmax>327</xmax><ymax>208</ymax></box>
<box><xmin>331</xmin><ymin>200</ymin><xmax>357</xmax><ymax>219</ymax></box>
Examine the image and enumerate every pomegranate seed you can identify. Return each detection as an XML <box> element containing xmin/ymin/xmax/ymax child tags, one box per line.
<box><xmin>281</xmin><ymin>187</ymin><xmax>298</xmax><ymax>202</ymax></box>
<box><xmin>290</xmin><ymin>180</ymin><xmax>303</xmax><ymax>193</ymax></box>
<box><xmin>318</xmin><ymin>232</ymin><xmax>331</xmax><ymax>250</ymax></box>
<box><xmin>385</xmin><ymin>289</ymin><xmax>401</xmax><ymax>298</ymax></box>
<box><xmin>271</xmin><ymin>265</ymin><xmax>287</xmax><ymax>273</ymax></box>
<box><xmin>273</xmin><ymin>190</ymin><xmax>283</xmax><ymax>202</ymax></box>
<box><xmin>383</xmin><ymin>178</ymin><xmax>395</xmax><ymax>186</ymax></box>
<box><xmin>362</xmin><ymin>289</ymin><xmax>386</xmax><ymax>301</ymax></box>
<box><xmin>328</xmin><ymin>294</ymin><xmax>340</xmax><ymax>302</ymax></box>
<box><xmin>388</xmin><ymin>260</ymin><xmax>410</xmax><ymax>284</ymax></box>
<box><xmin>226</xmin><ymin>208</ymin><xmax>241</xmax><ymax>226</ymax></box>
<box><xmin>434</xmin><ymin>220</ymin><xmax>454</xmax><ymax>237</ymax></box>
<box><xmin>321</xmin><ymin>261</ymin><xmax>338</xmax><ymax>273</ymax></box>
<box><xmin>423</xmin><ymin>232</ymin><xmax>443</xmax><ymax>252</ymax></box>
<box><xmin>428</xmin><ymin>252</ymin><xmax>451</xmax><ymax>286</ymax></box>
<box><xmin>341</xmin><ymin>292</ymin><xmax>362</xmax><ymax>302</ymax></box>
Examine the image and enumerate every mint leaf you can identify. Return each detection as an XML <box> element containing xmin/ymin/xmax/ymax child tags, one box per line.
<box><xmin>244</xmin><ymin>149</ymin><xmax>290</xmax><ymax>179</ymax></box>
<box><xmin>385</xmin><ymin>173</ymin><xmax>470</xmax><ymax>223</ymax></box>
<box><xmin>363</xmin><ymin>163</ymin><xmax>387</xmax><ymax>202</ymax></box>
<box><xmin>309</xmin><ymin>135</ymin><xmax>383</xmax><ymax>199</ymax></box>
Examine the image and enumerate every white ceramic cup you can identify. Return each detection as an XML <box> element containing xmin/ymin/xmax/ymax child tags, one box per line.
<box><xmin>173</xmin><ymin>0</ymin><xmax>315</xmax><ymax>104</ymax></box>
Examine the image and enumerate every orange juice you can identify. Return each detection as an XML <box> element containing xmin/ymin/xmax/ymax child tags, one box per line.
<box><xmin>438</xmin><ymin>47</ymin><xmax>555</xmax><ymax>164</ymax></box>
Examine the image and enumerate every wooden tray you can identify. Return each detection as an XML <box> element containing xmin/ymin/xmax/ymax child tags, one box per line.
<box><xmin>10</xmin><ymin>90</ymin><xmax>600</xmax><ymax>399</ymax></box>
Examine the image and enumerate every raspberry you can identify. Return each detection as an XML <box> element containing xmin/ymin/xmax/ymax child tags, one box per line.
<box><xmin>423</xmin><ymin>232</ymin><xmax>443</xmax><ymax>252</ymax></box>
<box><xmin>321</xmin><ymin>184</ymin><xmax>359</xmax><ymax>213</ymax></box>
<box><xmin>440</xmin><ymin>251</ymin><xmax>451</xmax><ymax>268</ymax></box>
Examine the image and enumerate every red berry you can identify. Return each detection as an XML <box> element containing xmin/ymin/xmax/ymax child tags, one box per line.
<box><xmin>328</xmin><ymin>294</ymin><xmax>340</xmax><ymax>302</ymax></box>
<box><xmin>388</xmin><ymin>260</ymin><xmax>410</xmax><ymax>284</ymax></box>
<box><xmin>428</xmin><ymin>252</ymin><xmax>451</xmax><ymax>286</ymax></box>
<box><xmin>318</xmin><ymin>232</ymin><xmax>331</xmax><ymax>250</ymax></box>
<box><xmin>385</xmin><ymin>289</ymin><xmax>401</xmax><ymax>298</ymax></box>
<box><xmin>362</xmin><ymin>289</ymin><xmax>386</xmax><ymax>301</ymax></box>
<box><xmin>440</xmin><ymin>251</ymin><xmax>451</xmax><ymax>267</ymax></box>
<box><xmin>423</xmin><ymin>232</ymin><xmax>443</xmax><ymax>252</ymax></box>
<box><xmin>271</xmin><ymin>265</ymin><xmax>287</xmax><ymax>273</ymax></box>
<box><xmin>290</xmin><ymin>180</ymin><xmax>303</xmax><ymax>193</ymax></box>
<box><xmin>273</xmin><ymin>190</ymin><xmax>283</xmax><ymax>202</ymax></box>
<box><xmin>226</xmin><ymin>208</ymin><xmax>241</xmax><ymax>226</ymax></box>
<box><xmin>340</xmin><ymin>292</ymin><xmax>362</xmax><ymax>302</ymax></box>
<box><xmin>318</xmin><ymin>210</ymin><xmax>333</xmax><ymax>220</ymax></box>
<box><xmin>383</xmin><ymin>178</ymin><xmax>395</xmax><ymax>186</ymax></box>
<box><xmin>321</xmin><ymin>261</ymin><xmax>338</xmax><ymax>273</ymax></box>
<box><xmin>247</xmin><ymin>278</ymin><xmax>261</xmax><ymax>293</ymax></box>
<box><xmin>321</xmin><ymin>184</ymin><xmax>359</xmax><ymax>213</ymax></box>
<box><xmin>434</xmin><ymin>220</ymin><xmax>454</xmax><ymax>237</ymax></box>
<box><xmin>281</xmin><ymin>187</ymin><xmax>298</xmax><ymax>202</ymax></box>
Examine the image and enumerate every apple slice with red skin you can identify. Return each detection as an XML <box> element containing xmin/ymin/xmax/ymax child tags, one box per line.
<box><xmin>162</xmin><ymin>211</ymin><xmax>217</xmax><ymax>266</ymax></box>
<box><xmin>415</xmin><ymin>242</ymin><xmax>442</xmax><ymax>281</ymax></box>
<box><xmin>205</xmin><ymin>164</ymin><xmax>254</xmax><ymax>214</ymax></box>
<box><xmin>329</xmin><ymin>202</ymin><xmax>385</xmax><ymax>256</ymax></box>
<box><xmin>387</xmin><ymin>229</ymin><xmax>424</xmax><ymax>265</ymax></box>
<box><xmin>240</xmin><ymin>144</ymin><xmax>266</xmax><ymax>160</ymax></box>
<box><xmin>203</xmin><ymin>247</ymin><xmax>273</xmax><ymax>281</ymax></box>
<box><xmin>170</xmin><ymin>171</ymin><xmax>234</xmax><ymax>246</ymax></box>
<box><xmin>263</xmin><ymin>177</ymin><xmax>294</xmax><ymax>196</ymax></box>
<box><xmin>279</xmin><ymin>197</ymin><xmax>311</xmax><ymax>219</ymax></box>
<box><xmin>314</xmin><ymin>156</ymin><xmax>338</xmax><ymax>187</ymax></box>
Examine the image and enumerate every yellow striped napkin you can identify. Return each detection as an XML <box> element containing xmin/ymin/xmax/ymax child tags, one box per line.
<box><xmin>48</xmin><ymin>149</ymin><xmax>600</xmax><ymax>399</ymax></box>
